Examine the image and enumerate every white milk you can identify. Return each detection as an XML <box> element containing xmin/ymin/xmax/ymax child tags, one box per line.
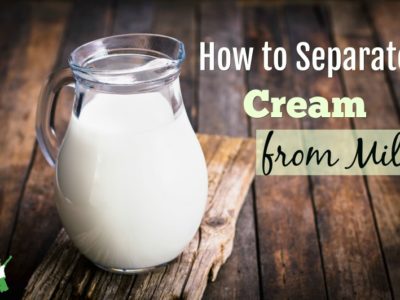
<box><xmin>55</xmin><ymin>91</ymin><xmax>208</xmax><ymax>270</ymax></box>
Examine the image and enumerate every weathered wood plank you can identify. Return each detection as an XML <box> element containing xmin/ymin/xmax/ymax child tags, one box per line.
<box><xmin>198</xmin><ymin>2</ymin><xmax>260</xmax><ymax>299</ymax></box>
<box><xmin>113</xmin><ymin>0</ymin><xmax>154</xmax><ymax>34</ymax></box>
<box><xmin>289</xmin><ymin>3</ymin><xmax>391</xmax><ymax>299</ymax></box>
<box><xmin>332</xmin><ymin>2</ymin><xmax>400</xmax><ymax>298</ymax></box>
<box><xmin>369</xmin><ymin>1</ymin><xmax>400</xmax><ymax>114</ymax></box>
<box><xmin>0</xmin><ymin>3</ymin><xmax>70</xmax><ymax>299</ymax></box>
<box><xmin>245</xmin><ymin>6</ymin><xmax>327</xmax><ymax>299</ymax></box>
<box><xmin>23</xmin><ymin>134</ymin><xmax>256</xmax><ymax>300</ymax></box>
<box><xmin>6</xmin><ymin>1</ymin><xmax>113</xmax><ymax>298</ymax></box>
<box><xmin>0</xmin><ymin>1</ymin><xmax>31</xmax><ymax>260</ymax></box>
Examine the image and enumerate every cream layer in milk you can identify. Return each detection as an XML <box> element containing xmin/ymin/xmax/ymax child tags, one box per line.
<box><xmin>56</xmin><ymin>91</ymin><xmax>208</xmax><ymax>269</ymax></box>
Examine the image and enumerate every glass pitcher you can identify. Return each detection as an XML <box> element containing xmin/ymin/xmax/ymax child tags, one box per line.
<box><xmin>36</xmin><ymin>34</ymin><xmax>208</xmax><ymax>274</ymax></box>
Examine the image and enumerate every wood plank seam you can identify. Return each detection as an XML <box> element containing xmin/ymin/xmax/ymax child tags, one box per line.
<box><xmin>245</xmin><ymin>4</ymin><xmax>327</xmax><ymax>298</ymax></box>
<box><xmin>5</xmin><ymin>142</ymin><xmax>37</xmax><ymax>258</ymax></box>
<box><xmin>364</xmin><ymin>2</ymin><xmax>400</xmax><ymax>125</ymax></box>
<box><xmin>316</xmin><ymin>7</ymin><xmax>350</xmax><ymax>299</ymax></box>
<box><xmin>0</xmin><ymin>2</ymin><xmax>32</xmax><ymax>260</ymax></box>
<box><xmin>5</xmin><ymin>1</ymin><xmax>109</xmax><ymax>298</ymax></box>
<box><xmin>286</xmin><ymin>4</ymin><xmax>391</xmax><ymax>298</ymax></box>
<box><xmin>243</xmin><ymin>10</ymin><xmax>268</xmax><ymax>298</ymax></box>
<box><xmin>327</xmin><ymin>2</ymin><xmax>395</xmax><ymax>298</ymax></box>
<box><xmin>307</xmin><ymin>174</ymin><xmax>330</xmax><ymax>299</ymax></box>
<box><xmin>325</xmin><ymin>4</ymin><xmax>395</xmax><ymax>298</ymax></box>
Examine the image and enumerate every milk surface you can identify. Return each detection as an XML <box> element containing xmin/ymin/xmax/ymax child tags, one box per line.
<box><xmin>56</xmin><ymin>90</ymin><xmax>208</xmax><ymax>269</ymax></box>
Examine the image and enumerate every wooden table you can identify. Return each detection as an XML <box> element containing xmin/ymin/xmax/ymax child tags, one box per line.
<box><xmin>0</xmin><ymin>1</ymin><xmax>399</xmax><ymax>299</ymax></box>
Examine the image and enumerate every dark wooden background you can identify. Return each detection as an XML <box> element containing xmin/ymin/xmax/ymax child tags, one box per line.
<box><xmin>0</xmin><ymin>0</ymin><xmax>399</xmax><ymax>299</ymax></box>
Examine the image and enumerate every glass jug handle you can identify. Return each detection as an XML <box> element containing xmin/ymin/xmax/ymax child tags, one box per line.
<box><xmin>36</xmin><ymin>68</ymin><xmax>74</xmax><ymax>167</ymax></box>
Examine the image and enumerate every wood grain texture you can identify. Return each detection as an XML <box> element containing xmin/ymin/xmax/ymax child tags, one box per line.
<box><xmin>0</xmin><ymin>1</ymin><xmax>31</xmax><ymax>260</ymax></box>
<box><xmin>23</xmin><ymin>134</ymin><xmax>256</xmax><ymax>300</ymax></box>
<box><xmin>245</xmin><ymin>6</ymin><xmax>327</xmax><ymax>299</ymax></box>
<box><xmin>287</xmin><ymin>4</ymin><xmax>391</xmax><ymax>299</ymax></box>
<box><xmin>332</xmin><ymin>2</ymin><xmax>400</xmax><ymax>298</ymax></box>
<box><xmin>5</xmin><ymin>1</ymin><xmax>113</xmax><ymax>299</ymax></box>
<box><xmin>198</xmin><ymin>2</ymin><xmax>261</xmax><ymax>299</ymax></box>
<box><xmin>0</xmin><ymin>3</ymin><xmax>70</xmax><ymax>299</ymax></box>
<box><xmin>0</xmin><ymin>1</ymin><xmax>398</xmax><ymax>299</ymax></box>
<box><xmin>369</xmin><ymin>1</ymin><xmax>400</xmax><ymax>113</ymax></box>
